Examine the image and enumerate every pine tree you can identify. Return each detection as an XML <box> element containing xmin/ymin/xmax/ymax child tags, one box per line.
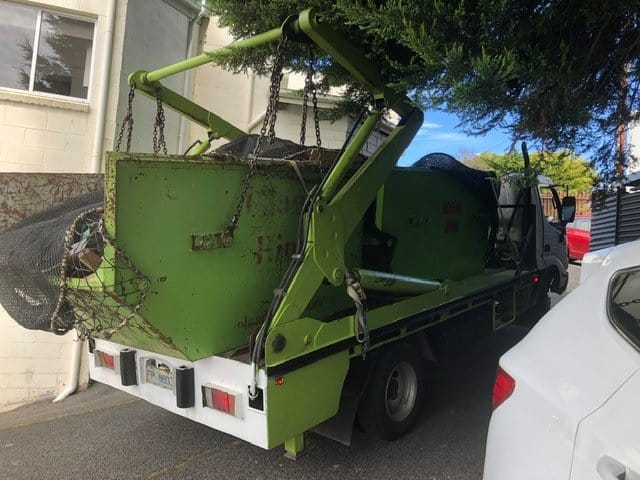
<box><xmin>206</xmin><ymin>0</ymin><xmax>640</xmax><ymax>182</ymax></box>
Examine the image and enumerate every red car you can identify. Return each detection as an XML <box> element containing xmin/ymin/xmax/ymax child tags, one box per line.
<box><xmin>566</xmin><ymin>215</ymin><xmax>591</xmax><ymax>260</ymax></box>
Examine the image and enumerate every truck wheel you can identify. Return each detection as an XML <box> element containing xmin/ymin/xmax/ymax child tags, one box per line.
<box><xmin>357</xmin><ymin>343</ymin><xmax>425</xmax><ymax>440</ymax></box>
<box><xmin>518</xmin><ymin>291</ymin><xmax>551</xmax><ymax>327</ymax></box>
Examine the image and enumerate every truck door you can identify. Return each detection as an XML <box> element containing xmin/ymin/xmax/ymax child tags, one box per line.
<box><xmin>538</xmin><ymin>181</ymin><xmax>569</xmax><ymax>292</ymax></box>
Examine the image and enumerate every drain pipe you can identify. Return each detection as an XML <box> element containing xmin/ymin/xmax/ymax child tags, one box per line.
<box><xmin>89</xmin><ymin>0</ymin><xmax>117</xmax><ymax>173</ymax></box>
<box><xmin>177</xmin><ymin>1</ymin><xmax>207</xmax><ymax>152</ymax></box>
<box><xmin>247</xmin><ymin>111</ymin><xmax>266</xmax><ymax>133</ymax></box>
<box><xmin>53</xmin><ymin>332</ymin><xmax>83</xmax><ymax>402</ymax></box>
<box><xmin>245</xmin><ymin>73</ymin><xmax>256</xmax><ymax>129</ymax></box>
<box><xmin>56</xmin><ymin>0</ymin><xmax>117</xmax><ymax>403</ymax></box>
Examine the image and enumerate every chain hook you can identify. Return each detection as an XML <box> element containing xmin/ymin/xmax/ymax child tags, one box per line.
<box><xmin>299</xmin><ymin>46</ymin><xmax>323</xmax><ymax>173</ymax></box>
<box><xmin>115</xmin><ymin>84</ymin><xmax>136</xmax><ymax>153</ymax></box>
<box><xmin>153</xmin><ymin>88</ymin><xmax>168</xmax><ymax>155</ymax></box>
<box><xmin>226</xmin><ymin>33</ymin><xmax>288</xmax><ymax>234</ymax></box>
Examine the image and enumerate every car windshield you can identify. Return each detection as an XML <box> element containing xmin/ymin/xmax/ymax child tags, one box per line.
<box><xmin>574</xmin><ymin>218</ymin><xmax>591</xmax><ymax>231</ymax></box>
<box><xmin>567</xmin><ymin>218</ymin><xmax>591</xmax><ymax>231</ymax></box>
<box><xmin>609</xmin><ymin>267</ymin><xmax>640</xmax><ymax>351</ymax></box>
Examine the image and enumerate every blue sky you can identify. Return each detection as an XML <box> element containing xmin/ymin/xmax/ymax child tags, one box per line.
<box><xmin>398</xmin><ymin>110</ymin><xmax>514</xmax><ymax>166</ymax></box>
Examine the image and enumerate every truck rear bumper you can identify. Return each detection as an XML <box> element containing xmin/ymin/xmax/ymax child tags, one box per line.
<box><xmin>89</xmin><ymin>339</ymin><xmax>269</xmax><ymax>449</ymax></box>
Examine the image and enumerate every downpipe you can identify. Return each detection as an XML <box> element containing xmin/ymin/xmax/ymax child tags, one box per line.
<box><xmin>53</xmin><ymin>333</ymin><xmax>83</xmax><ymax>403</ymax></box>
<box><xmin>58</xmin><ymin>0</ymin><xmax>117</xmax><ymax>402</ymax></box>
<box><xmin>89</xmin><ymin>0</ymin><xmax>117</xmax><ymax>173</ymax></box>
<box><xmin>177</xmin><ymin>1</ymin><xmax>207</xmax><ymax>152</ymax></box>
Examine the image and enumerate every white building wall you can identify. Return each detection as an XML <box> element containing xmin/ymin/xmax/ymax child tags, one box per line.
<box><xmin>0</xmin><ymin>0</ymin><xmax>126</xmax><ymax>173</ymax></box>
<box><xmin>115</xmin><ymin>0</ymin><xmax>203</xmax><ymax>154</ymax></box>
<box><xmin>0</xmin><ymin>309</ymin><xmax>90</xmax><ymax>412</ymax></box>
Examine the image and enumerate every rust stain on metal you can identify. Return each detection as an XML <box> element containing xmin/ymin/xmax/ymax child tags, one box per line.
<box><xmin>0</xmin><ymin>173</ymin><xmax>103</xmax><ymax>231</ymax></box>
<box><xmin>254</xmin><ymin>236</ymin><xmax>265</xmax><ymax>265</ymax></box>
<box><xmin>276</xmin><ymin>241</ymin><xmax>297</xmax><ymax>265</ymax></box>
<box><xmin>191</xmin><ymin>232</ymin><xmax>233</xmax><ymax>250</ymax></box>
<box><xmin>235</xmin><ymin>315</ymin><xmax>263</xmax><ymax>331</ymax></box>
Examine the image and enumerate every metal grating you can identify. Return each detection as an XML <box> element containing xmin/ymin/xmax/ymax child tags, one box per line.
<box><xmin>618</xmin><ymin>191</ymin><xmax>640</xmax><ymax>244</ymax></box>
<box><xmin>590</xmin><ymin>194</ymin><xmax>617</xmax><ymax>251</ymax></box>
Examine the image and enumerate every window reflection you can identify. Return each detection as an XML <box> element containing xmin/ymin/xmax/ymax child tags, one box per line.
<box><xmin>0</xmin><ymin>2</ymin><xmax>94</xmax><ymax>99</ymax></box>
<box><xmin>609</xmin><ymin>268</ymin><xmax>640</xmax><ymax>349</ymax></box>
<box><xmin>0</xmin><ymin>2</ymin><xmax>37</xmax><ymax>90</ymax></box>
<box><xmin>34</xmin><ymin>14</ymin><xmax>94</xmax><ymax>98</ymax></box>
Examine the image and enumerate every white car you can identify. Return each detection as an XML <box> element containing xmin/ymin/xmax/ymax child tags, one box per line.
<box><xmin>483</xmin><ymin>240</ymin><xmax>640</xmax><ymax>480</ymax></box>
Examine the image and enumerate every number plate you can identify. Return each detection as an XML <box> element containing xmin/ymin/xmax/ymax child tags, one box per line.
<box><xmin>144</xmin><ymin>359</ymin><xmax>173</xmax><ymax>390</ymax></box>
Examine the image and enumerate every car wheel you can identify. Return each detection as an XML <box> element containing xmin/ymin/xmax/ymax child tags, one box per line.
<box><xmin>357</xmin><ymin>342</ymin><xmax>426</xmax><ymax>440</ymax></box>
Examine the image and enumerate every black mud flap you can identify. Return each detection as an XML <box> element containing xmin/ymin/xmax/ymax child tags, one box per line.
<box><xmin>311</xmin><ymin>354</ymin><xmax>377</xmax><ymax>446</ymax></box>
<box><xmin>311</xmin><ymin>390</ymin><xmax>360</xmax><ymax>446</ymax></box>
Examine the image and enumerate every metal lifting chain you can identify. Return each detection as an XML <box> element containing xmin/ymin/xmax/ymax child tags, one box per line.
<box><xmin>224</xmin><ymin>34</ymin><xmax>288</xmax><ymax>237</ymax></box>
<box><xmin>50</xmin><ymin>208</ymin><xmax>150</xmax><ymax>339</ymax></box>
<box><xmin>153</xmin><ymin>88</ymin><xmax>168</xmax><ymax>155</ymax></box>
<box><xmin>50</xmin><ymin>207</ymin><xmax>104</xmax><ymax>335</ymax></box>
<box><xmin>114</xmin><ymin>84</ymin><xmax>136</xmax><ymax>153</ymax></box>
<box><xmin>299</xmin><ymin>47</ymin><xmax>323</xmax><ymax>173</ymax></box>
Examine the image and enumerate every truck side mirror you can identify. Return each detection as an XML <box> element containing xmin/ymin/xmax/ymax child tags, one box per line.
<box><xmin>561</xmin><ymin>196</ymin><xmax>576</xmax><ymax>225</ymax></box>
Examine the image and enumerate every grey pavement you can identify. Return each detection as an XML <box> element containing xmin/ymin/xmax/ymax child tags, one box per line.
<box><xmin>0</xmin><ymin>264</ymin><xmax>580</xmax><ymax>480</ymax></box>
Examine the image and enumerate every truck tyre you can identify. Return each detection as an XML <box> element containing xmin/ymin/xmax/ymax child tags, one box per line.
<box><xmin>518</xmin><ymin>291</ymin><xmax>551</xmax><ymax>327</ymax></box>
<box><xmin>357</xmin><ymin>343</ymin><xmax>426</xmax><ymax>440</ymax></box>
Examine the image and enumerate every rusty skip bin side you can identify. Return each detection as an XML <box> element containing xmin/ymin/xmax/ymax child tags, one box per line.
<box><xmin>94</xmin><ymin>152</ymin><xmax>355</xmax><ymax>360</ymax></box>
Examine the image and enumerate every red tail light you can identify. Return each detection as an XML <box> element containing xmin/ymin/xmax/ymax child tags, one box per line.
<box><xmin>202</xmin><ymin>385</ymin><xmax>241</xmax><ymax>417</ymax></box>
<box><xmin>492</xmin><ymin>366</ymin><xmax>516</xmax><ymax>410</ymax></box>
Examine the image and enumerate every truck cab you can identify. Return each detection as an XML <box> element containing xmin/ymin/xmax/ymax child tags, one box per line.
<box><xmin>537</xmin><ymin>175</ymin><xmax>572</xmax><ymax>293</ymax></box>
<box><xmin>496</xmin><ymin>173</ymin><xmax>573</xmax><ymax>296</ymax></box>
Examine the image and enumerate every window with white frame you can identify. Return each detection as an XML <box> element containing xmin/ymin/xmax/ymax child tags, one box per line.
<box><xmin>0</xmin><ymin>1</ymin><xmax>95</xmax><ymax>99</ymax></box>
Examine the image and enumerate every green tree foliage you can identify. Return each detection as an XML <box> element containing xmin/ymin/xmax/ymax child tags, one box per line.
<box><xmin>463</xmin><ymin>151</ymin><xmax>597</xmax><ymax>193</ymax></box>
<box><xmin>205</xmin><ymin>0</ymin><xmax>639</xmax><ymax>181</ymax></box>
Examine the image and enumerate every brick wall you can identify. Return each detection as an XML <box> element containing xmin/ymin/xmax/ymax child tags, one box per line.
<box><xmin>0</xmin><ymin>102</ymin><xmax>90</xmax><ymax>171</ymax></box>
<box><xmin>0</xmin><ymin>0</ymin><xmax>129</xmax><ymax>174</ymax></box>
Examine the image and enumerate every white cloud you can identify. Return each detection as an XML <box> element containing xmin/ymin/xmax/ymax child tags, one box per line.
<box><xmin>416</xmin><ymin>122</ymin><xmax>443</xmax><ymax>136</ymax></box>
<box><xmin>430</xmin><ymin>132</ymin><xmax>469</xmax><ymax>142</ymax></box>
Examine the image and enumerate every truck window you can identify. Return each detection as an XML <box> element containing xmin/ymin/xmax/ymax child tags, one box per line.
<box><xmin>608</xmin><ymin>267</ymin><xmax>640</xmax><ymax>351</ymax></box>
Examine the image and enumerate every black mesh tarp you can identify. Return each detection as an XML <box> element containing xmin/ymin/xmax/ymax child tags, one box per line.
<box><xmin>214</xmin><ymin>134</ymin><xmax>316</xmax><ymax>160</ymax></box>
<box><xmin>411</xmin><ymin>152</ymin><xmax>498</xmax><ymax>208</ymax></box>
<box><xmin>0</xmin><ymin>190</ymin><xmax>103</xmax><ymax>332</ymax></box>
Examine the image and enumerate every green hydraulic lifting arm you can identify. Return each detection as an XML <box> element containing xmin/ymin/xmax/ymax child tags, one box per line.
<box><xmin>252</xmin><ymin>11</ymin><xmax>423</xmax><ymax>377</ymax></box>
